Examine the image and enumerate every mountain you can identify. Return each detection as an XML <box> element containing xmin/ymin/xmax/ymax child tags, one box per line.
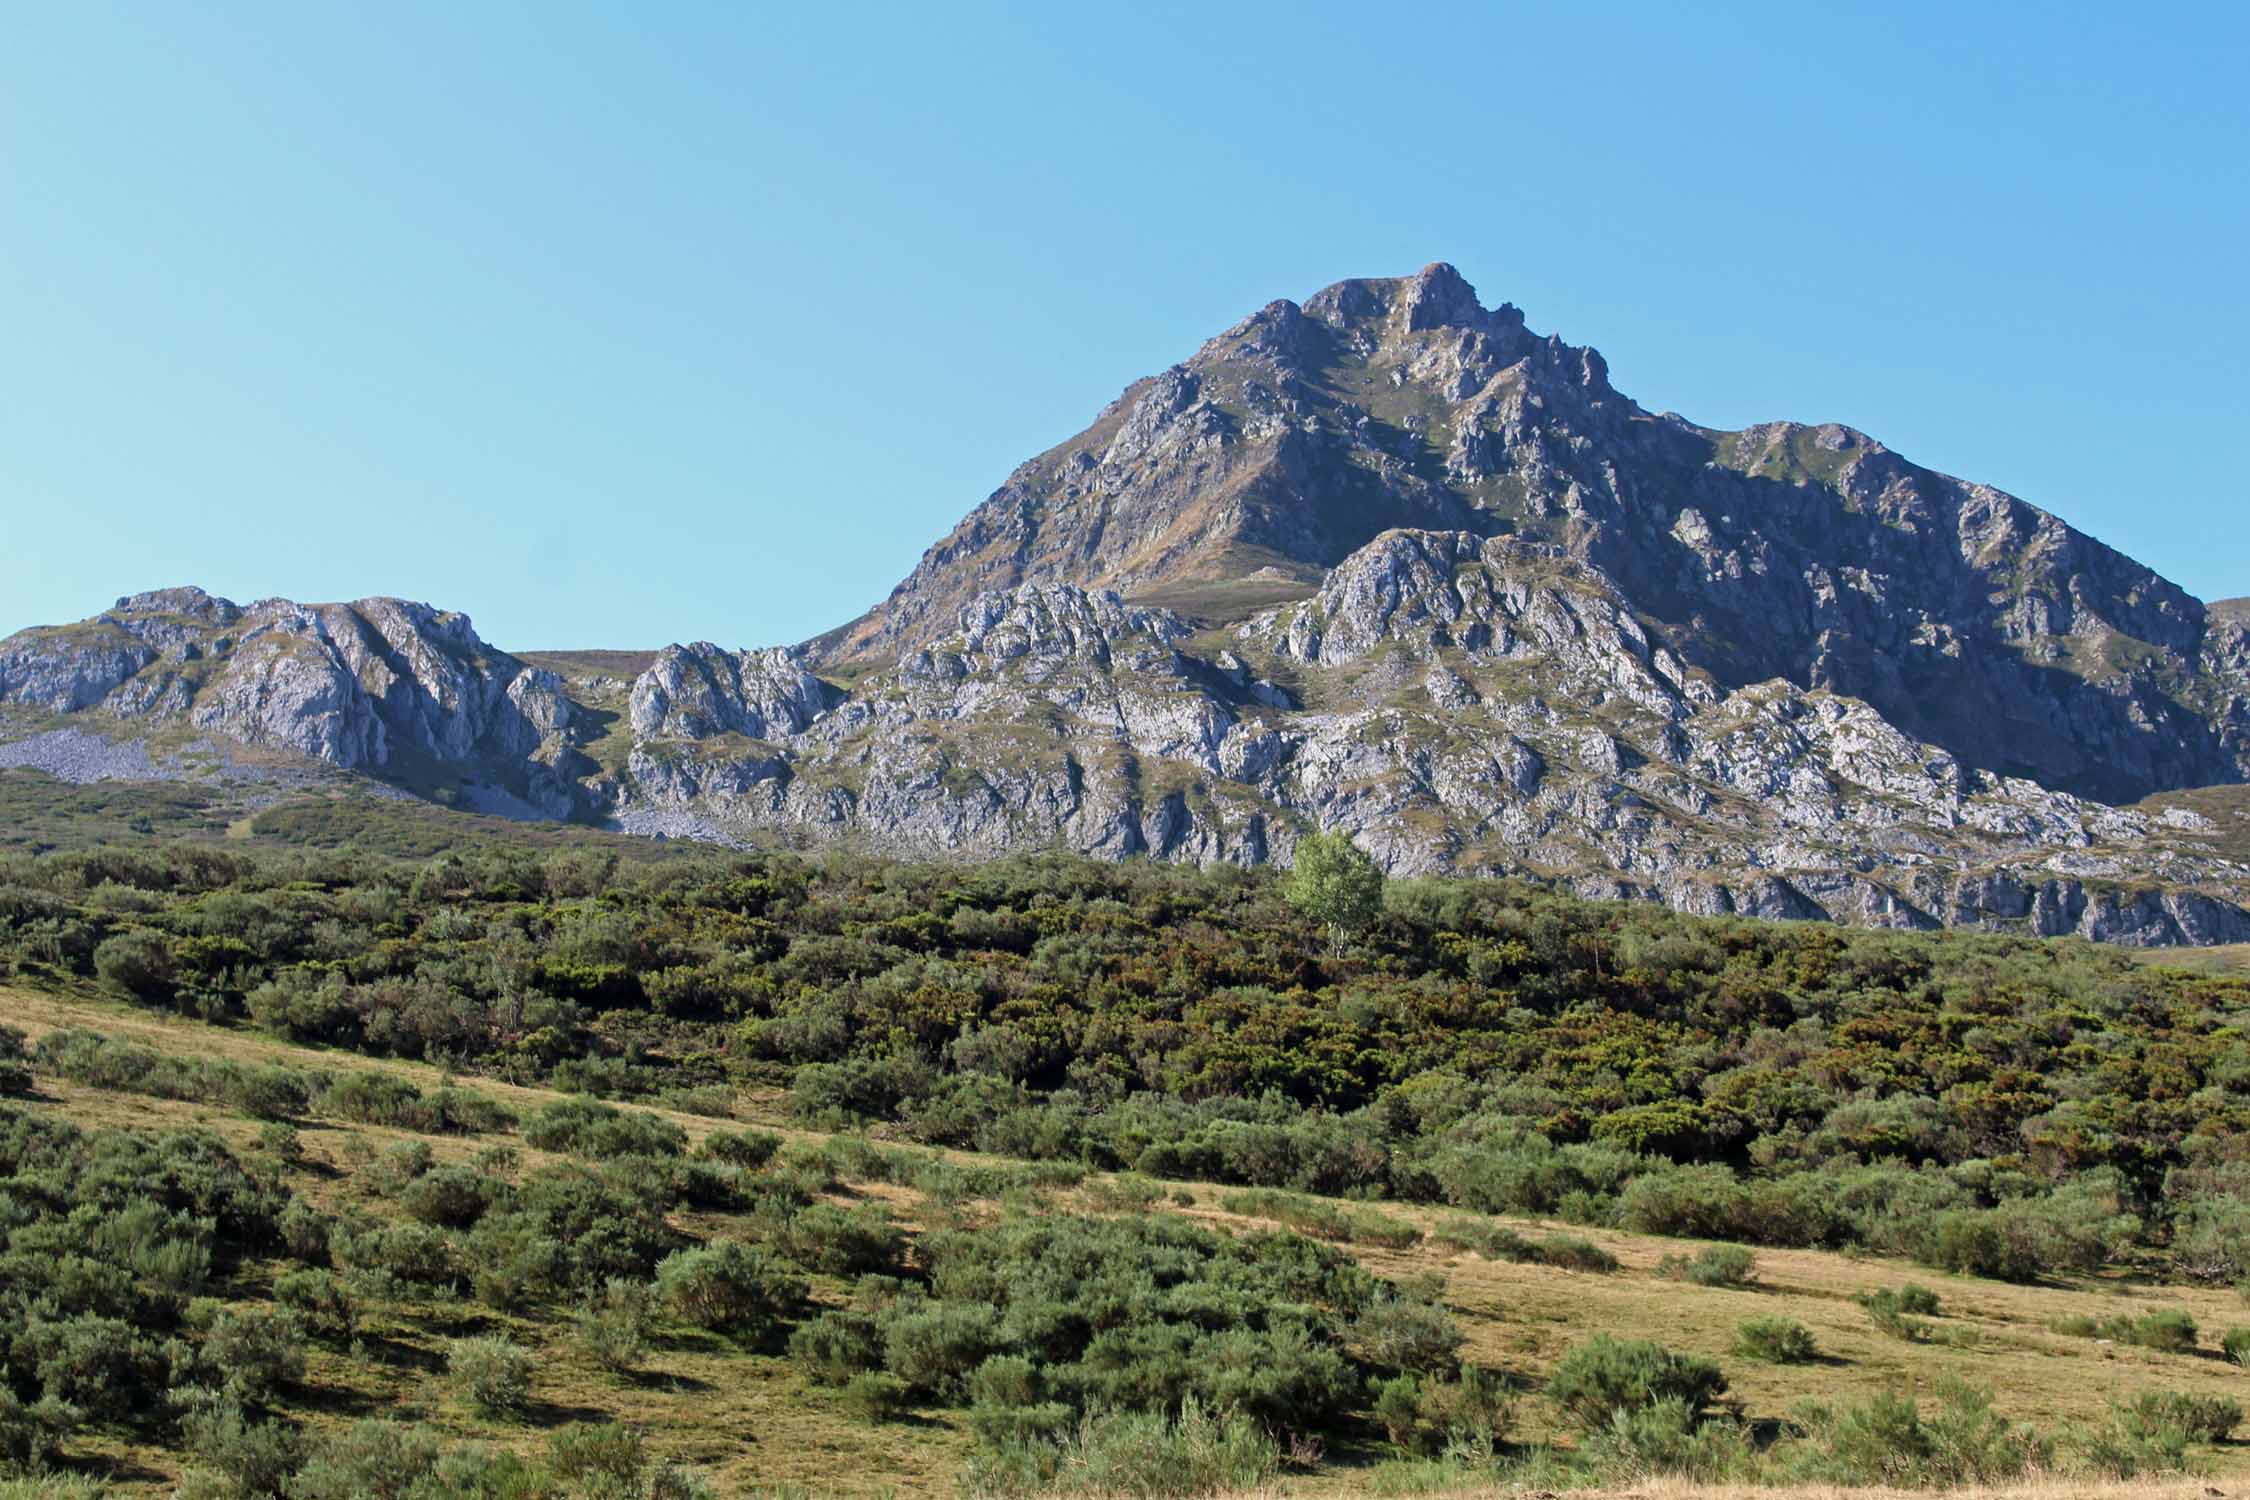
<box><xmin>826</xmin><ymin>264</ymin><xmax>2243</xmax><ymax>804</ymax></box>
<box><xmin>4</xmin><ymin>267</ymin><xmax>2247</xmax><ymax>944</ymax></box>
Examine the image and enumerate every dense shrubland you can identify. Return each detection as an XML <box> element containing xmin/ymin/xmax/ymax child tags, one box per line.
<box><xmin>0</xmin><ymin>1083</ymin><xmax>760</xmax><ymax>1489</ymax></box>
<box><xmin>4</xmin><ymin>840</ymin><xmax>2247</xmax><ymax>1289</ymax></box>
<box><xmin>3</xmin><ymin>998</ymin><xmax>2246</xmax><ymax>1493</ymax></box>
<box><xmin>0</xmin><ymin>1066</ymin><xmax>1470</xmax><ymax>1494</ymax></box>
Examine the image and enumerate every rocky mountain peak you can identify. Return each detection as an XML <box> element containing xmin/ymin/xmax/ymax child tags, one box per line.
<box><xmin>109</xmin><ymin>585</ymin><xmax>242</xmax><ymax>625</ymax></box>
<box><xmin>5</xmin><ymin>267</ymin><xmax>2246</xmax><ymax>947</ymax></box>
<box><xmin>1300</xmin><ymin>261</ymin><xmax>1527</xmax><ymax>340</ymax></box>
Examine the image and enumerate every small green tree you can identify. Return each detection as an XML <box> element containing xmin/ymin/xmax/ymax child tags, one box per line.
<box><xmin>1284</xmin><ymin>830</ymin><xmax>1385</xmax><ymax>953</ymax></box>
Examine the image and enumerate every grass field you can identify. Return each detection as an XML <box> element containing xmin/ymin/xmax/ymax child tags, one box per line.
<box><xmin>2127</xmin><ymin>943</ymin><xmax>2250</xmax><ymax>976</ymax></box>
<box><xmin>6</xmin><ymin>982</ymin><xmax>2250</xmax><ymax>1498</ymax></box>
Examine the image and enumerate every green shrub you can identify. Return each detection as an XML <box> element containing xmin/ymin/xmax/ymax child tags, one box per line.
<box><xmin>840</xmin><ymin>1371</ymin><xmax>912</xmax><ymax>1424</ymax></box>
<box><xmin>459</xmin><ymin>1218</ymin><xmax>563</xmax><ymax>1312</ymax></box>
<box><xmin>654</xmin><ymin>1240</ymin><xmax>804</xmax><ymax>1337</ymax></box>
<box><xmin>363</xmin><ymin>1139</ymin><xmax>435</xmax><ymax>1195</ymax></box>
<box><xmin>1351</xmin><ymin>1295</ymin><xmax>1464</xmax><ymax>1374</ymax></box>
<box><xmin>2128</xmin><ymin>1309</ymin><xmax>2199</xmax><ymax>1353</ymax></box>
<box><xmin>1733</xmin><ymin>1316</ymin><xmax>1817</xmax><ymax>1364</ymax></box>
<box><xmin>229</xmin><ymin>1067</ymin><xmax>313</xmax><ymax>1123</ymax></box>
<box><xmin>254</xmin><ymin>1122</ymin><xmax>302</xmax><ymax>1164</ymax></box>
<box><xmin>1217</xmin><ymin>1187</ymin><xmax>1421</xmax><ymax>1249</ymax></box>
<box><xmin>277</xmin><ymin>1200</ymin><xmax>332</xmax><ymax>1265</ymax></box>
<box><xmin>883</xmin><ymin>1302</ymin><xmax>1000</xmax><ymax>1399</ymax></box>
<box><xmin>2224</xmin><ymin>1325</ymin><xmax>2250</xmax><ymax>1367</ymax></box>
<box><xmin>789</xmin><ymin>1308</ymin><xmax>885</xmax><ymax>1387</ymax></box>
<box><xmin>543</xmin><ymin>1420</ymin><xmax>713</xmax><ymax>1497</ymax></box>
<box><xmin>697</xmin><ymin>1128</ymin><xmax>781</xmax><ymax>1169</ymax></box>
<box><xmin>1892</xmin><ymin>1283</ymin><xmax>1942</xmax><ymax>1316</ymax></box>
<box><xmin>765</xmin><ymin>1202</ymin><xmax>905</xmax><ymax>1277</ymax></box>
<box><xmin>1545</xmin><ymin>1336</ymin><xmax>1728</xmax><ymax>1433</ymax></box>
<box><xmin>397</xmin><ymin>1165</ymin><xmax>498</xmax><ymax>1229</ymax></box>
<box><xmin>0</xmin><ymin>1025</ymin><xmax>31</xmax><ymax>1095</ymax></box>
<box><xmin>487</xmin><ymin>1164</ymin><xmax>682</xmax><ymax>1292</ymax></box>
<box><xmin>1658</xmin><ymin>1244</ymin><xmax>1757</xmax><ymax>1288</ymax></box>
<box><xmin>272</xmin><ymin>1269</ymin><xmax>355</xmax><ymax>1339</ymax></box>
<box><xmin>448</xmin><ymin>1335</ymin><xmax>533</xmax><ymax>1419</ymax></box>
<box><xmin>2116</xmin><ymin>1389</ymin><xmax>2241</xmax><ymax>1442</ymax></box>
<box><xmin>0</xmin><ymin>1389</ymin><xmax>78</xmax><ymax>1473</ymax></box>
<box><xmin>2081</xmin><ymin>1393</ymin><xmax>2201</xmax><ymax>1478</ymax></box>
<box><xmin>967</xmin><ymin>1354</ymin><xmax>1044</xmax><ymax>1409</ymax></box>
<box><xmin>1858</xmin><ymin>1285</ymin><xmax>1941</xmax><ymax>1342</ymax></box>
<box><xmin>20</xmin><ymin>1313</ymin><xmax>171</xmax><ymax>1422</ymax></box>
<box><xmin>1371</xmin><ymin>1373</ymin><xmax>1429</xmax><ymax>1456</ymax></box>
<box><xmin>1787</xmin><ymin>1378</ymin><xmax>2048</xmax><ymax>1485</ymax></box>
<box><xmin>525</xmin><ymin>1097</ymin><xmax>687</xmax><ymax>1159</ymax></box>
<box><xmin>1371</xmin><ymin>1366</ymin><xmax>1512</xmax><ymax>1456</ymax></box>
<box><xmin>1919</xmin><ymin>1191</ymin><xmax>2137</xmax><ymax>1283</ymax></box>
<box><xmin>284</xmin><ymin>1419</ymin><xmax>445</xmax><ymax>1500</ymax></box>
<box><xmin>2173</xmin><ymin>1195</ymin><xmax>2250</xmax><ymax>1285</ymax></box>
<box><xmin>419</xmin><ymin>1087</ymin><xmax>516</xmax><ymax>1135</ymax></box>
<box><xmin>179</xmin><ymin>1402</ymin><xmax>303</xmax><ymax>1500</ymax></box>
<box><xmin>966</xmin><ymin>1400</ymin><xmax>1076</xmax><ymax>1450</ymax></box>
<box><xmin>93</xmin><ymin>930</ymin><xmax>174</xmax><ymax>1000</ymax></box>
<box><xmin>1537</xmin><ymin>1234</ymin><xmax>1621</xmax><ymax>1273</ymax></box>
<box><xmin>1432</xmin><ymin>1219</ymin><xmax>1618</xmax><ymax>1273</ymax></box>
<box><xmin>657</xmin><ymin>1084</ymin><xmax>735</xmax><ymax>1118</ymax></box>
<box><xmin>545</xmin><ymin>1420</ymin><xmax>648</xmax><ymax>1488</ymax></box>
<box><xmin>1082</xmin><ymin>1174</ymin><xmax>1165</xmax><ymax>1212</ymax></box>
<box><xmin>200</xmin><ymin>1306</ymin><xmax>307</xmax><ymax>1407</ymax></box>
<box><xmin>964</xmin><ymin>1397</ymin><xmax>1279</xmax><ymax>1497</ymax></box>
<box><xmin>332</xmin><ymin>1220</ymin><xmax>456</xmax><ymax>1290</ymax></box>
<box><xmin>575</xmin><ymin>1278</ymin><xmax>655</xmax><ymax>1373</ymax></box>
<box><xmin>1581</xmin><ymin>1395</ymin><xmax>1757</xmax><ymax>1483</ymax></box>
<box><xmin>2048</xmin><ymin>1308</ymin><xmax>2199</xmax><ymax>1352</ymax></box>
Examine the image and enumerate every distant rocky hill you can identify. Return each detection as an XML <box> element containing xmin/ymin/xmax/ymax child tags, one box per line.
<box><xmin>5</xmin><ymin>267</ymin><xmax>2247</xmax><ymax>944</ymax></box>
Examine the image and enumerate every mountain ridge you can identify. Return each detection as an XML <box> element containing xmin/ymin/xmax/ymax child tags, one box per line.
<box><xmin>817</xmin><ymin>263</ymin><xmax>2241</xmax><ymax>803</ymax></box>
<box><xmin>4</xmin><ymin>265</ymin><xmax>2247</xmax><ymax>945</ymax></box>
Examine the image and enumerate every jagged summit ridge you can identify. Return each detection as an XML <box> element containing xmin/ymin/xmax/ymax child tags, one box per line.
<box><xmin>816</xmin><ymin>264</ymin><xmax>2242</xmax><ymax>805</ymax></box>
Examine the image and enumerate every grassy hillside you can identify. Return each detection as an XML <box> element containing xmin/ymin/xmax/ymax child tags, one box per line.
<box><xmin>2130</xmin><ymin>943</ymin><xmax>2250</xmax><ymax>977</ymax></box>
<box><xmin>4</xmin><ymin>985</ymin><xmax>2250</xmax><ymax>1498</ymax></box>
<box><xmin>0</xmin><ymin>768</ymin><xmax>689</xmax><ymax>861</ymax></box>
<box><xmin>5</xmin><ymin>839</ymin><xmax>2250</xmax><ymax>1496</ymax></box>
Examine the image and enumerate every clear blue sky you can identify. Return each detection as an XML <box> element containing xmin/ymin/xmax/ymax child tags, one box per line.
<box><xmin>3</xmin><ymin>2</ymin><xmax>2244</xmax><ymax>650</ymax></box>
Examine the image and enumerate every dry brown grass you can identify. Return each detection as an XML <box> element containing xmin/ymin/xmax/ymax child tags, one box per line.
<box><xmin>8</xmin><ymin>982</ymin><xmax>2250</xmax><ymax>1497</ymax></box>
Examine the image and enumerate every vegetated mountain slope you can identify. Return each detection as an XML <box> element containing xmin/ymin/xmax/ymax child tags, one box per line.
<box><xmin>3</xmin><ymin>269</ymin><xmax>2248</xmax><ymax>943</ymax></box>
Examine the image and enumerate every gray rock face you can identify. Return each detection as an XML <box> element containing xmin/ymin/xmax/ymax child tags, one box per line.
<box><xmin>4</xmin><ymin>269</ymin><xmax>2246</xmax><ymax>945</ymax></box>
<box><xmin>577</xmin><ymin>542</ymin><xmax>2247</xmax><ymax>945</ymax></box>
<box><xmin>0</xmin><ymin>587</ymin><xmax>580</xmax><ymax>815</ymax></box>
<box><xmin>629</xmin><ymin>643</ymin><xmax>833</xmax><ymax>741</ymax></box>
